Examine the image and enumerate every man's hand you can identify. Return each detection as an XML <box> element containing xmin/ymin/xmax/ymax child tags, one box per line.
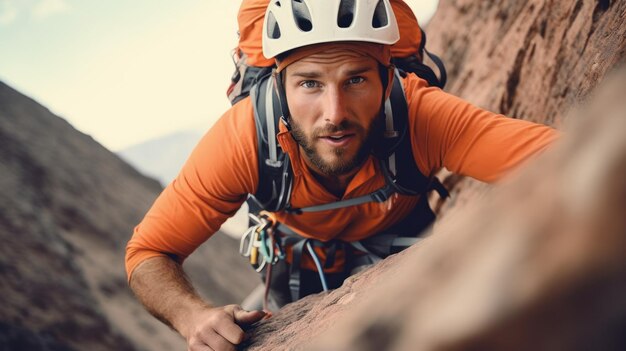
<box><xmin>183</xmin><ymin>304</ymin><xmax>266</xmax><ymax>351</ymax></box>
<box><xmin>128</xmin><ymin>257</ymin><xmax>266</xmax><ymax>351</ymax></box>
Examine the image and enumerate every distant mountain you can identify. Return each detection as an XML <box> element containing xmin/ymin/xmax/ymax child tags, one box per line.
<box><xmin>0</xmin><ymin>80</ymin><xmax>257</xmax><ymax>351</ymax></box>
<box><xmin>117</xmin><ymin>128</ymin><xmax>250</xmax><ymax>237</ymax></box>
<box><xmin>118</xmin><ymin>129</ymin><xmax>204</xmax><ymax>186</ymax></box>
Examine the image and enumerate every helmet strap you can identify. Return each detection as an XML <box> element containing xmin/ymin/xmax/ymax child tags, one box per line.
<box><xmin>370</xmin><ymin>64</ymin><xmax>396</xmax><ymax>158</ymax></box>
<box><xmin>377</xmin><ymin>64</ymin><xmax>395</xmax><ymax>123</ymax></box>
<box><xmin>273</xmin><ymin>69</ymin><xmax>292</xmax><ymax>131</ymax></box>
<box><xmin>381</xmin><ymin>64</ymin><xmax>395</xmax><ymax>101</ymax></box>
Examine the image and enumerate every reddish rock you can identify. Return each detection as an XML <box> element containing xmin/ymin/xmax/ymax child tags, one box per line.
<box><xmin>308</xmin><ymin>65</ymin><xmax>626</xmax><ymax>351</ymax></box>
<box><xmin>242</xmin><ymin>63</ymin><xmax>626</xmax><ymax>351</ymax></box>
<box><xmin>241</xmin><ymin>1</ymin><xmax>626</xmax><ymax>350</ymax></box>
<box><xmin>428</xmin><ymin>0</ymin><xmax>625</xmax><ymax>122</ymax></box>
<box><xmin>428</xmin><ymin>0</ymin><xmax>626</xmax><ymax>217</ymax></box>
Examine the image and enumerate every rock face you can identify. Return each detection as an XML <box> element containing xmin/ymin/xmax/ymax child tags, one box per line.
<box><xmin>0</xmin><ymin>81</ymin><xmax>258</xmax><ymax>350</ymax></box>
<box><xmin>242</xmin><ymin>1</ymin><xmax>626</xmax><ymax>350</ymax></box>
<box><xmin>427</xmin><ymin>0</ymin><xmax>626</xmax><ymax>215</ymax></box>
<box><xmin>428</xmin><ymin>0</ymin><xmax>625</xmax><ymax>122</ymax></box>
<box><xmin>242</xmin><ymin>62</ymin><xmax>626</xmax><ymax>351</ymax></box>
<box><xmin>309</xmin><ymin>69</ymin><xmax>626</xmax><ymax>351</ymax></box>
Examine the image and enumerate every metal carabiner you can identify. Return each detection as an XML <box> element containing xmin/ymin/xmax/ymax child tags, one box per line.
<box><xmin>248</xmin><ymin>213</ymin><xmax>264</xmax><ymax>226</ymax></box>
<box><xmin>259</xmin><ymin>231</ymin><xmax>273</xmax><ymax>264</ymax></box>
<box><xmin>245</xmin><ymin>212</ymin><xmax>277</xmax><ymax>272</ymax></box>
<box><xmin>250</xmin><ymin>225</ymin><xmax>264</xmax><ymax>263</ymax></box>
<box><xmin>251</xmin><ymin>228</ymin><xmax>268</xmax><ymax>272</ymax></box>
<box><xmin>254</xmin><ymin>255</ymin><xmax>267</xmax><ymax>272</ymax></box>
<box><xmin>239</xmin><ymin>225</ymin><xmax>258</xmax><ymax>257</ymax></box>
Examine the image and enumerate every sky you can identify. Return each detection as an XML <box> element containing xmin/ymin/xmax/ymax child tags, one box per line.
<box><xmin>0</xmin><ymin>0</ymin><xmax>438</xmax><ymax>151</ymax></box>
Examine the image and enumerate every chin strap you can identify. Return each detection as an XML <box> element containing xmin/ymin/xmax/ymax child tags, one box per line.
<box><xmin>273</xmin><ymin>69</ymin><xmax>292</xmax><ymax>131</ymax></box>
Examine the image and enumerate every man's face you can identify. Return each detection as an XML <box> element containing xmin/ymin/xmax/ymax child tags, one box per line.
<box><xmin>284</xmin><ymin>48</ymin><xmax>383</xmax><ymax>177</ymax></box>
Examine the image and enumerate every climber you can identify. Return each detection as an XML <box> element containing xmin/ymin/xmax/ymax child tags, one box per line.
<box><xmin>125</xmin><ymin>0</ymin><xmax>559</xmax><ymax>350</ymax></box>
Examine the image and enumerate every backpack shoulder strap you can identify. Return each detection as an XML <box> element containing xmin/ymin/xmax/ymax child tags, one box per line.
<box><xmin>380</xmin><ymin>69</ymin><xmax>432</xmax><ymax>196</ymax></box>
<box><xmin>385</xmin><ymin>70</ymin><xmax>450</xmax><ymax>199</ymax></box>
<box><xmin>247</xmin><ymin>73</ymin><xmax>293</xmax><ymax>213</ymax></box>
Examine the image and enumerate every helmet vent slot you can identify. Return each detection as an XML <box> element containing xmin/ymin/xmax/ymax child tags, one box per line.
<box><xmin>372</xmin><ymin>0</ymin><xmax>389</xmax><ymax>28</ymax></box>
<box><xmin>337</xmin><ymin>0</ymin><xmax>355</xmax><ymax>28</ymax></box>
<box><xmin>291</xmin><ymin>0</ymin><xmax>313</xmax><ymax>32</ymax></box>
<box><xmin>267</xmin><ymin>11</ymin><xmax>282</xmax><ymax>39</ymax></box>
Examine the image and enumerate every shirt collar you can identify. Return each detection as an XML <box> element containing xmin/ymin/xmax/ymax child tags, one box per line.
<box><xmin>275</xmin><ymin>123</ymin><xmax>379</xmax><ymax>198</ymax></box>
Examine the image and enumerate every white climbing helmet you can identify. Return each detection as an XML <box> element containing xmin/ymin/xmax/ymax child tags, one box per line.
<box><xmin>262</xmin><ymin>0</ymin><xmax>400</xmax><ymax>59</ymax></box>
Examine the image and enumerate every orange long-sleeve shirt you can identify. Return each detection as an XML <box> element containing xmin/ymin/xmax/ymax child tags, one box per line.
<box><xmin>125</xmin><ymin>74</ymin><xmax>558</xmax><ymax>280</ymax></box>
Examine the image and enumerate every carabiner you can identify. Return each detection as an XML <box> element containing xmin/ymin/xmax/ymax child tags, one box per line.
<box><xmin>239</xmin><ymin>225</ymin><xmax>257</xmax><ymax>257</ymax></box>
<box><xmin>254</xmin><ymin>256</ymin><xmax>267</xmax><ymax>272</ymax></box>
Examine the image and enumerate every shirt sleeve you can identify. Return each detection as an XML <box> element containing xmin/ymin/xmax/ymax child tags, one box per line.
<box><xmin>125</xmin><ymin>99</ymin><xmax>259</xmax><ymax>281</ymax></box>
<box><xmin>404</xmin><ymin>74</ymin><xmax>560</xmax><ymax>182</ymax></box>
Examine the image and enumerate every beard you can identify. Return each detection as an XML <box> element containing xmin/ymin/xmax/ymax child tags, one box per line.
<box><xmin>290</xmin><ymin>115</ymin><xmax>382</xmax><ymax>177</ymax></box>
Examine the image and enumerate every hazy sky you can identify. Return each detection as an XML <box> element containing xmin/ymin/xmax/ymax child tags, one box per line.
<box><xmin>0</xmin><ymin>0</ymin><xmax>438</xmax><ymax>151</ymax></box>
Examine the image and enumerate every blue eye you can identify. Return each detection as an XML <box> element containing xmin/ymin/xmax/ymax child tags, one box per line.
<box><xmin>347</xmin><ymin>77</ymin><xmax>365</xmax><ymax>85</ymax></box>
<box><xmin>300</xmin><ymin>80</ymin><xmax>319</xmax><ymax>88</ymax></box>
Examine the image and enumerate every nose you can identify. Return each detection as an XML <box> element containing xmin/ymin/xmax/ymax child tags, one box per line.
<box><xmin>323</xmin><ymin>85</ymin><xmax>348</xmax><ymax>126</ymax></box>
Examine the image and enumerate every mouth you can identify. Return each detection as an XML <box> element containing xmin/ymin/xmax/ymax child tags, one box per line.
<box><xmin>319</xmin><ymin>132</ymin><xmax>356</xmax><ymax>146</ymax></box>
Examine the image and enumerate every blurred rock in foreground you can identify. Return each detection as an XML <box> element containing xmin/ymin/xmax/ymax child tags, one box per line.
<box><xmin>242</xmin><ymin>64</ymin><xmax>626</xmax><ymax>351</ymax></box>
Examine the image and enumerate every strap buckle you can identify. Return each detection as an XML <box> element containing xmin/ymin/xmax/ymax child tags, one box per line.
<box><xmin>371</xmin><ymin>185</ymin><xmax>394</xmax><ymax>203</ymax></box>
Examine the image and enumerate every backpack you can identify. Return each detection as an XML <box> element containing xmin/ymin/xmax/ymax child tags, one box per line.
<box><xmin>232</xmin><ymin>28</ymin><xmax>449</xmax><ymax>305</ymax></box>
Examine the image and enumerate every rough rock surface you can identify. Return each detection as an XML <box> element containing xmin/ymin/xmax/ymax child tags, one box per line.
<box><xmin>0</xmin><ymin>81</ymin><xmax>258</xmax><ymax>350</ymax></box>
<box><xmin>310</xmin><ymin>68</ymin><xmax>626</xmax><ymax>351</ymax></box>
<box><xmin>428</xmin><ymin>0</ymin><xmax>625</xmax><ymax>121</ymax></box>
<box><xmin>427</xmin><ymin>0</ymin><xmax>626</xmax><ymax>216</ymax></box>
<box><xmin>242</xmin><ymin>61</ymin><xmax>626</xmax><ymax>351</ymax></box>
<box><xmin>242</xmin><ymin>1</ymin><xmax>626</xmax><ymax>350</ymax></box>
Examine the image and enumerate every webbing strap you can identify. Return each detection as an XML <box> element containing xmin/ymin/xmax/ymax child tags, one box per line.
<box><xmin>424</xmin><ymin>48</ymin><xmax>447</xmax><ymax>89</ymax></box>
<box><xmin>382</xmin><ymin>70</ymin><xmax>430</xmax><ymax>197</ymax></box>
<box><xmin>350</xmin><ymin>236</ymin><xmax>419</xmax><ymax>258</ymax></box>
<box><xmin>264</xmin><ymin>78</ymin><xmax>281</xmax><ymax>167</ymax></box>
<box><xmin>276</xmin><ymin>222</ymin><xmax>298</xmax><ymax>237</ymax></box>
<box><xmin>384</xmin><ymin>98</ymin><xmax>397</xmax><ymax>175</ymax></box>
<box><xmin>349</xmin><ymin>241</ymin><xmax>383</xmax><ymax>264</ymax></box>
<box><xmin>391</xmin><ymin>237</ymin><xmax>420</xmax><ymax>247</ymax></box>
<box><xmin>276</xmin><ymin>157</ymin><xmax>293</xmax><ymax>210</ymax></box>
<box><xmin>287</xmin><ymin>183</ymin><xmax>397</xmax><ymax>214</ymax></box>
<box><xmin>284</xmin><ymin>235</ymin><xmax>345</xmax><ymax>301</ymax></box>
<box><xmin>288</xmin><ymin>240</ymin><xmax>306</xmax><ymax>301</ymax></box>
<box><xmin>432</xmin><ymin>177</ymin><xmax>450</xmax><ymax>198</ymax></box>
<box><xmin>249</xmin><ymin>72</ymin><xmax>291</xmax><ymax>211</ymax></box>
